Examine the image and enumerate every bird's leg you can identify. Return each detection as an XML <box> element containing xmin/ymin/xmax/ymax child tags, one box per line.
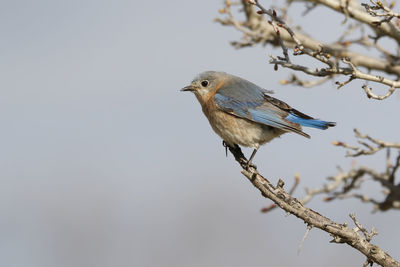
<box><xmin>246</xmin><ymin>148</ymin><xmax>258</xmax><ymax>170</ymax></box>
<box><xmin>223</xmin><ymin>142</ymin><xmax>256</xmax><ymax>170</ymax></box>
<box><xmin>224</xmin><ymin>142</ymin><xmax>245</xmax><ymax>164</ymax></box>
<box><xmin>222</xmin><ymin>141</ymin><xmax>228</xmax><ymax>157</ymax></box>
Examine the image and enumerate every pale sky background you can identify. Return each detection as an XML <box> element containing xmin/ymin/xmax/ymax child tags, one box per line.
<box><xmin>1</xmin><ymin>0</ymin><xmax>400</xmax><ymax>267</ymax></box>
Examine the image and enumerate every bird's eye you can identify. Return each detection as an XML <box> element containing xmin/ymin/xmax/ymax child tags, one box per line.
<box><xmin>201</xmin><ymin>80</ymin><xmax>209</xmax><ymax>87</ymax></box>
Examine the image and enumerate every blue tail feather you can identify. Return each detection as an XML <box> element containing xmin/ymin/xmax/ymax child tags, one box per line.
<box><xmin>286</xmin><ymin>114</ymin><xmax>336</xmax><ymax>130</ymax></box>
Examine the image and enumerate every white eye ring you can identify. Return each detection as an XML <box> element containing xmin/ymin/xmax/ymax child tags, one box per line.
<box><xmin>201</xmin><ymin>80</ymin><xmax>209</xmax><ymax>87</ymax></box>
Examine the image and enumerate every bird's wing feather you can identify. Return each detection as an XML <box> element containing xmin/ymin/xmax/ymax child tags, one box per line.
<box><xmin>262</xmin><ymin>94</ymin><xmax>313</xmax><ymax>119</ymax></box>
<box><xmin>214</xmin><ymin>75</ymin><xmax>309</xmax><ymax>138</ymax></box>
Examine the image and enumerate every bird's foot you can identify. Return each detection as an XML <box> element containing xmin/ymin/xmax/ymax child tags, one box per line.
<box><xmin>223</xmin><ymin>142</ymin><xmax>256</xmax><ymax>170</ymax></box>
<box><xmin>245</xmin><ymin>160</ymin><xmax>257</xmax><ymax>170</ymax></box>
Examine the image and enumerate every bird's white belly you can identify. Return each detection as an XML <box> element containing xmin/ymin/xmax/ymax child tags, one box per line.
<box><xmin>205</xmin><ymin>110</ymin><xmax>284</xmax><ymax>149</ymax></box>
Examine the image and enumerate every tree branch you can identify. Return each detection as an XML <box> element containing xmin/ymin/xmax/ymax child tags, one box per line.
<box><xmin>333</xmin><ymin>128</ymin><xmax>400</xmax><ymax>157</ymax></box>
<box><xmin>226</xmin><ymin>144</ymin><xmax>400</xmax><ymax>266</ymax></box>
<box><xmin>216</xmin><ymin>0</ymin><xmax>400</xmax><ymax>99</ymax></box>
<box><xmin>298</xmin><ymin>0</ymin><xmax>400</xmax><ymax>42</ymax></box>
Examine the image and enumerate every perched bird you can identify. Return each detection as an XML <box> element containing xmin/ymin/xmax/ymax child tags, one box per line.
<box><xmin>181</xmin><ymin>71</ymin><xmax>336</xmax><ymax>168</ymax></box>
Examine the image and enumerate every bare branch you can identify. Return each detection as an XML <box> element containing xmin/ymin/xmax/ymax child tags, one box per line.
<box><xmin>302</xmin><ymin>130</ymin><xmax>400</xmax><ymax>212</ymax></box>
<box><xmin>362</xmin><ymin>84</ymin><xmax>396</xmax><ymax>100</ymax></box>
<box><xmin>298</xmin><ymin>225</ymin><xmax>312</xmax><ymax>254</ymax></box>
<box><xmin>333</xmin><ymin>129</ymin><xmax>400</xmax><ymax>157</ymax></box>
<box><xmin>362</xmin><ymin>0</ymin><xmax>400</xmax><ymax>26</ymax></box>
<box><xmin>304</xmin><ymin>0</ymin><xmax>400</xmax><ymax>42</ymax></box>
<box><xmin>341</xmin><ymin>57</ymin><xmax>399</xmax><ymax>86</ymax></box>
<box><xmin>226</xmin><ymin>144</ymin><xmax>400</xmax><ymax>267</ymax></box>
<box><xmin>216</xmin><ymin>0</ymin><xmax>400</xmax><ymax>99</ymax></box>
<box><xmin>280</xmin><ymin>74</ymin><xmax>331</xmax><ymax>88</ymax></box>
<box><xmin>261</xmin><ymin>174</ymin><xmax>299</xmax><ymax>213</ymax></box>
<box><xmin>350</xmin><ymin>213</ymin><xmax>378</xmax><ymax>242</ymax></box>
<box><xmin>389</xmin><ymin>152</ymin><xmax>400</xmax><ymax>183</ymax></box>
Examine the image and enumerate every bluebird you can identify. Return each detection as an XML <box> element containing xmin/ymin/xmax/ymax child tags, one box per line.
<box><xmin>181</xmin><ymin>71</ymin><xmax>336</xmax><ymax>168</ymax></box>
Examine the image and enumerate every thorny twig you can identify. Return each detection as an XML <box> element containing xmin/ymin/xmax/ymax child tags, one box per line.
<box><xmin>226</xmin><ymin>144</ymin><xmax>399</xmax><ymax>267</ymax></box>
<box><xmin>297</xmin><ymin>224</ymin><xmax>312</xmax><ymax>254</ymax></box>
<box><xmin>350</xmin><ymin>213</ymin><xmax>378</xmax><ymax>266</ymax></box>
<box><xmin>261</xmin><ymin>173</ymin><xmax>299</xmax><ymax>212</ymax></box>
<box><xmin>350</xmin><ymin>213</ymin><xmax>378</xmax><ymax>242</ymax></box>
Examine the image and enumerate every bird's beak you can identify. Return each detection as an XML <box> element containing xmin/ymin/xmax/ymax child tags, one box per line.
<box><xmin>180</xmin><ymin>85</ymin><xmax>195</xmax><ymax>92</ymax></box>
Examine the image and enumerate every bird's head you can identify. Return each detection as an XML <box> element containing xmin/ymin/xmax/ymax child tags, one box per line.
<box><xmin>181</xmin><ymin>71</ymin><xmax>227</xmax><ymax>101</ymax></box>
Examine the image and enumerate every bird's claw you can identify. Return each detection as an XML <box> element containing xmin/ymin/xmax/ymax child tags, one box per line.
<box><xmin>222</xmin><ymin>141</ymin><xmax>228</xmax><ymax>157</ymax></box>
<box><xmin>246</xmin><ymin>161</ymin><xmax>257</xmax><ymax>170</ymax></box>
<box><xmin>239</xmin><ymin>159</ymin><xmax>257</xmax><ymax>170</ymax></box>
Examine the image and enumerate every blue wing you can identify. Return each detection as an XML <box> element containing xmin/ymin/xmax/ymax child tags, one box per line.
<box><xmin>214</xmin><ymin>74</ymin><xmax>335</xmax><ymax>138</ymax></box>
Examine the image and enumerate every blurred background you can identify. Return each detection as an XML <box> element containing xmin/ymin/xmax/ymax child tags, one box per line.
<box><xmin>1</xmin><ymin>0</ymin><xmax>399</xmax><ymax>266</ymax></box>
